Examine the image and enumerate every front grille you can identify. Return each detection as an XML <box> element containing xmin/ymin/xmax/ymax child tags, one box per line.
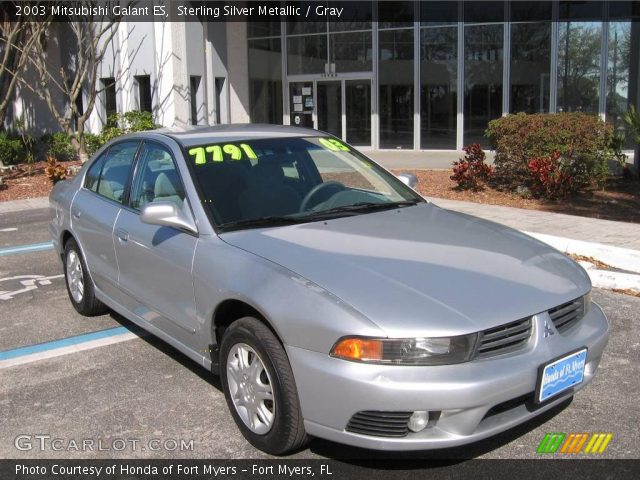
<box><xmin>476</xmin><ymin>317</ymin><xmax>532</xmax><ymax>358</ymax></box>
<box><xmin>548</xmin><ymin>298</ymin><xmax>584</xmax><ymax>334</ymax></box>
<box><xmin>346</xmin><ymin>411</ymin><xmax>412</xmax><ymax>438</ymax></box>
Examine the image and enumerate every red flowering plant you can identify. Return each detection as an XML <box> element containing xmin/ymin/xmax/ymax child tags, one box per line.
<box><xmin>450</xmin><ymin>143</ymin><xmax>494</xmax><ymax>191</ymax></box>
<box><xmin>527</xmin><ymin>151</ymin><xmax>575</xmax><ymax>200</ymax></box>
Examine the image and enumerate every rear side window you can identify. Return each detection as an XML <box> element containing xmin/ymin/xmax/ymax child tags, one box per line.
<box><xmin>85</xmin><ymin>141</ymin><xmax>139</xmax><ymax>204</ymax></box>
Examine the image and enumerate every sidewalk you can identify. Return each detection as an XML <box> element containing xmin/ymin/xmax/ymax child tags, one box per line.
<box><xmin>0</xmin><ymin>196</ymin><xmax>49</xmax><ymax>215</ymax></box>
<box><xmin>426</xmin><ymin>196</ymin><xmax>640</xmax><ymax>251</ymax></box>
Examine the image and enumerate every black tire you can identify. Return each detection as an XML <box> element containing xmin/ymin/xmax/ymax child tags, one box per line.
<box><xmin>63</xmin><ymin>238</ymin><xmax>108</xmax><ymax>316</ymax></box>
<box><xmin>220</xmin><ymin>317</ymin><xmax>308</xmax><ymax>455</ymax></box>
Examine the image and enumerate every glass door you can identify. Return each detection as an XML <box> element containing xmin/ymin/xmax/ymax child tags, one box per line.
<box><xmin>289</xmin><ymin>82</ymin><xmax>314</xmax><ymax>128</ymax></box>
<box><xmin>288</xmin><ymin>78</ymin><xmax>372</xmax><ymax>147</ymax></box>
<box><xmin>345</xmin><ymin>80</ymin><xmax>371</xmax><ymax>147</ymax></box>
<box><xmin>316</xmin><ymin>81</ymin><xmax>342</xmax><ymax>138</ymax></box>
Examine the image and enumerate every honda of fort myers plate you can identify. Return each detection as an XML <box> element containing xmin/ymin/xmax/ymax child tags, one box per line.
<box><xmin>49</xmin><ymin>125</ymin><xmax>609</xmax><ymax>454</ymax></box>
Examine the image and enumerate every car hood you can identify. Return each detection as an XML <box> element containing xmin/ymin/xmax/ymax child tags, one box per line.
<box><xmin>220</xmin><ymin>203</ymin><xmax>590</xmax><ymax>337</ymax></box>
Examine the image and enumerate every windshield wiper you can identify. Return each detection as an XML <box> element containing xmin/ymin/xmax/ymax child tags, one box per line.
<box><xmin>300</xmin><ymin>200</ymin><xmax>421</xmax><ymax>219</ymax></box>
<box><xmin>218</xmin><ymin>216</ymin><xmax>302</xmax><ymax>231</ymax></box>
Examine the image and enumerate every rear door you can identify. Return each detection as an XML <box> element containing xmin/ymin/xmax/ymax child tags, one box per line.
<box><xmin>113</xmin><ymin>141</ymin><xmax>199</xmax><ymax>345</ymax></box>
<box><xmin>71</xmin><ymin>141</ymin><xmax>140</xmax><ymax>302</ymax></box>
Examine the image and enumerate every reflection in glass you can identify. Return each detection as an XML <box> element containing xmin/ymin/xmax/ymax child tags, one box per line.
<box><xmin>330</xmin><ymin>31</ymin><xmax>372</xmax><ymax>72</ymax></box>
<box><xmin>464</xmin><ymin>23</ymin><xmax>503</xmax><ymax>146</ymax></box>
<box><xmin>557</xmin><ymin>22</ymin><xmax>601</xmax><ymax>114</ymax></box>
<box><xmin>249</xmin><ymin>38</ymin><xmax>283</xmax><ymax>124</ymax></box>
<box><xmin>287</xmin><ymin>35</ymin><xmax>328</xmax><ymax>75</ymax></box>
<box><xmin>317</xmin><ymin>82</ymin><xmax>342</xmax><ymax>138</ymax></box>
<box><xmin>606</xmin><ymin>21</ymin><xmax>634</xmax><ymax>148</ymax></box>
<box><xmin>346</xmin><ymin>80</ymin><xmax>371</xmax><ymax>146</ymax></box>
<box><xmin>420</xmin><ymin>26</ymin><xmax>457</xmax><ymax>149</ymax></box>
<box><xmin>510</xmin><ymin>22</ymin><xmax>551</xmax><ymax>113</ymax></box>
<box><xmin>379</xmin><ymin>29</ymin><xmax>414</xmax><ymax>149</ymax></box>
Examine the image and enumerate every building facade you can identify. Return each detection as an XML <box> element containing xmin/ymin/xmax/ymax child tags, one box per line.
<box><xmin>9</xmin><ymin>1</ymin><xmax>640</xmax><ymax>161</ymax></box>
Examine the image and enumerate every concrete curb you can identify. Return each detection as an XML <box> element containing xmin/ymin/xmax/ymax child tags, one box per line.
<box><xmin>524</xmin><ymin>231</ymin><xmax>640</xmax><ymax>275</ymax></box>
<box><xmin>578</xmin><ymin>261</ymin><xmax>640</xmax><ymax>294</ymax></box>
<box><xmin>0</xmin><ymin>196</ymin><xmax>49</xmax><ymax>215</ymax></box>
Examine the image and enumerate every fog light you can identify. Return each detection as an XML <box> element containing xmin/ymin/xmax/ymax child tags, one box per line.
<box><xmin>408</xmin><ymin>411</ymin><xmax>429</xmax><ymax>433</ymax></box>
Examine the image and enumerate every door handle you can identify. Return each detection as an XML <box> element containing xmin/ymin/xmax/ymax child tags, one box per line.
<box><xmin>116</xmin><ymin>228</ymin><xmax>129</xmax><ymax>243</ymax></box>
<box><xmin>72</xmin><ymin>210</ymin><xmax>81</xmax><ymax>219</ymax></box>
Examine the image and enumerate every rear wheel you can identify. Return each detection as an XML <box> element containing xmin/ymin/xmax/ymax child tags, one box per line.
<box><xmin>220</xmin><ymin>317</ymin><xmax>308</xmax><ymax>455</ymax></box>
<box><xmin>64</xmin><ymin>238</ymin><xmax>108</xmax><ymax>316</ymax></box>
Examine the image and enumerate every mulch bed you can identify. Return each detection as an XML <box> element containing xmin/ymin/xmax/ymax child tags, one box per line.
<box><xmin>392</xmin><ymin>169</ymin><xmax>640</xmax><ymax>225</ymax></box>
<box><xmin>1</xmin><ymin>162</ymin><xmax>638</xmax><ymax>225</ymax></box>
<box><xmin>0</xmin><ymin>160</ymin><xmax>80</xmax><ymax>202</ymax></box>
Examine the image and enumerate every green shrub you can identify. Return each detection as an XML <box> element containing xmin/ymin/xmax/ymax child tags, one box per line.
<box><xmin>41</xmin><ymin>132</ymin><xmax>76</xmax><ymax>161</ymax></box>
<box><xmin>84</xmin><ymin>133</ymin><xmax>104</xmax><ymax>156</ymax></box>
<box><xmin>486</xmin><ymin>112</ymin><xmax>613</xmax><ymax>192</ymax></box>
<box><xmin>100</xmin><ymin>111</ymin><xmax>159</xmax><ymax>143</ymax></box>
<box><xmin>0</xmin><ymin>132</ymin><xmax>25</xmax><ymax>166</ymax></box>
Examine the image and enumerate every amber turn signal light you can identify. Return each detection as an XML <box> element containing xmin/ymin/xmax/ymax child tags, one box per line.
<box><xmin>331</xmin><ymin>337</ymin><xmax>384</xmax><ymax>361</ymax></box>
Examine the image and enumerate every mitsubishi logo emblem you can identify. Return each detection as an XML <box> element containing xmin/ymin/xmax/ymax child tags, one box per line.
<box><xmin>543</xmin><ymin>319</ymin><xmax>555</xmax><ymax>338</ymax></box>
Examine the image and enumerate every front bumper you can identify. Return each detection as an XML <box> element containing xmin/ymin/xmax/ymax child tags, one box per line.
<box><xmin>287</xmin><ymin>303</ymin><xmax>609</xmax><ymax>451</ymax></box>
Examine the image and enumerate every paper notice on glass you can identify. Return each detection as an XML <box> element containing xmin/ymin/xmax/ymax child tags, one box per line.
<box><xmin>293</xmin><ymin>103</ymin><xmax>303</xmax><ymax>112</ymax></box>
<box><xmin>293</xmin><ymin>95</ymin><xmax>302</xmax><ymax>104</ymax></box>
<box><xmin>302</xmin><ymin>87</ymin><xmax>311</xmax><ymax>95</ymax></box>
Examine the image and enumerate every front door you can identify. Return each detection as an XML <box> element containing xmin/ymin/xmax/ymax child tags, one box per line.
<box><xmin>289</xmin><ymin>78</ymin><xmax>372</xmax><ymax>147</ymax></box>
<box><xmin>113</xmin><ymin>141</ymin><xmax>198</xmax><ymax>346</ymax></box>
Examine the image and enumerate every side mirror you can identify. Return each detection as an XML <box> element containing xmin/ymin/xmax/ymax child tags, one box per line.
<box><xmin>396</xmin><ymin>172</ymin><xmax>418</xmax><ymax>189</ymax></box>
<box><xmin>140</xmin><ymin>201</ymin><xmax>197</xmax><ymax>234</ymax></box>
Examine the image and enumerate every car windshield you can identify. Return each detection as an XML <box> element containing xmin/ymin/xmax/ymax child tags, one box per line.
<box><xmin>185</xmin><ymin>136</ymin><xmax>423</xmax><ymax>230</ymax></box>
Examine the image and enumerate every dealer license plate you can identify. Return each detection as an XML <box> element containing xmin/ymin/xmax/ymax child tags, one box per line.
<box><xmin>537</xmin><ymin>348</ymin><xmax>587</xmax><ymax>403</ymax></box>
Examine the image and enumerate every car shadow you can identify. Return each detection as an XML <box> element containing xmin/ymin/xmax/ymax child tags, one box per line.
<box><xmin>108</xmin><ymin>310</ymin><xmax>572</xmax><ymax>462</ymax></box>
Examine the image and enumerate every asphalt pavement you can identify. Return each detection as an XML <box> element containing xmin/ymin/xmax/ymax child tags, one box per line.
<box><xmin>1</xmin><ymin>208</ymin><xmax>639</xmax><ymax>460</ymax></box>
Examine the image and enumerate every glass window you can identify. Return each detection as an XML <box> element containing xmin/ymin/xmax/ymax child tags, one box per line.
<box><xmin>464</xmin><ymin>23</ymin><xmax>503</xmax><ymax>146</ymax></box>
<box><xmin>510</xmin><ymin>22</ymin><xmax>551</xmax><ymax>113</ymax></box>
<box><xmin>101</xmin><ymin>78</ymin><xmax>117</xmax><ymax>119</ymax></box>
<box><xmin>464</xmin><ymin>1</ymin><xmax>505</xmax><ymax>23</ymax></box>
<box><xmin>511</xmin><ymin>2</ymin><xmax>552</xmax><ymax>22</ymax></box>
<box><xmin>130</xmin><ymin>143</ymin><xmax>184</xmax><ymax>210</ymax></box>
<box><xmin>248</xmin><ymin>22</ymin><xmax>281</xmax><ymax>38</ymax></box>
<box><xmin>421</xmin><ymin>1</ymin><xmax>458</xmax><ymax>25</ymax></box>
<box><xmin>557</xmin><ymin>22</ymin><xmax>602</xmax><ymax>114</ymax></box>
<box><xmin>287</xmin><ymin>34</ymin><xmax>327</xmax><ymax>75</ymax></box>
<box><xmin>378</xmin><ymin>1</ymin><xmax>414</xmax><ymax>29</ymax></box>
<box><xmin>329</xmin><ymin>2</ymin><xmax>372</xmax><ymax>32</ymax></box>
<box><xmin>249</xmin><ymin>38</ymin><xmax>283</xmax><ymax>124</ymax></box>
<box><xmin>330</xmin><ymin>31</ymin><xmax>372</xmax><ymax>72</ymax></box>
<box><xmin>379</xmin><ymin>29</ymin><xmax>414</xmax><ymax>149</ymax></box>
<box><xmin>421</xmin><ymin>25</ymin><xmax>458</xmax><ymax>149</ymax></box>
<box><xmin>91</xmin><ymin>142</ymin><xmax>139</xmax><ymax>203</ymax></box>
<box><xmin>135</xmin><ymin>75</ymin><xmax>152</xmax><ymax>113</ymax></box>
<box><xmin>85</xmin><ymin>154</ymin><xmax>106</xmax><ymax>192</ymax></box>
<box><xmin>607</xmin><ymin>21</ymin><xmax>635</xmax><ymax>148</ymax></box>
<box><xmin>190</xmin><ymin>76</ymin><xmax>201</xmax><ymax>126</ymax></box>
<box><xmin>186</xmin><ymin>137</ymin><xmax>422</xmax><ymax>227</ymax></box>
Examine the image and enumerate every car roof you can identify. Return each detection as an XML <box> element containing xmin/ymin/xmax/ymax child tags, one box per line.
<box><xmin>155</xmin><ymin>124</ymin><xmax>319</xmax><ymax>148</ymax></box>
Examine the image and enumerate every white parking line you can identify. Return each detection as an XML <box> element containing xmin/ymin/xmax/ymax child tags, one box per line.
<box><xmin>0</xmin><ymin>228</ymin><xmax>18</xmax><ymax>232</ymax></box>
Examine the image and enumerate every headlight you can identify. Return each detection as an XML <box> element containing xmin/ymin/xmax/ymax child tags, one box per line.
<box><xmin>330</xmin><ymin>334</ymin><xmax>478</xmax><ymax>366</ymax></box>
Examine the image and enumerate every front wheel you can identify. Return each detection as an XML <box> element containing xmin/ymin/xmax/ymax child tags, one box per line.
<box><xmin>220</xmin><ymin>317</ymin><xmax>308</xmax><ymax>455</ymax></box>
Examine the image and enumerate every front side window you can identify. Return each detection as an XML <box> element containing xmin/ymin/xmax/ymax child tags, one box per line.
<box><xmin>129</xmin><ymin>143</ymin><xmax>185</xmax><ymax>210</ymax></box>
<box><xmin>85</xmin><ymin>141</ymin><xmax>139</xmax><ymax>204</ymax></box>
<box><xmin>186</xmin><ymin>137</ymin><xmax>423</xmax><ymax>229</ymax></box>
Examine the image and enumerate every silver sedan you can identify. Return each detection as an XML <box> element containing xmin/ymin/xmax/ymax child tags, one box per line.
<box><xmin>49</xmin><ymin>125</ymin><xmax>609</xmax><ymax>454</ymax></box>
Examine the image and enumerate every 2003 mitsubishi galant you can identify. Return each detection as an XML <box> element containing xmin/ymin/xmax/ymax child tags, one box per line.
<box><xmin>49</xmin><ymin>125</ymin><xmax>609</xmax><ymax>455</ymax></box>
